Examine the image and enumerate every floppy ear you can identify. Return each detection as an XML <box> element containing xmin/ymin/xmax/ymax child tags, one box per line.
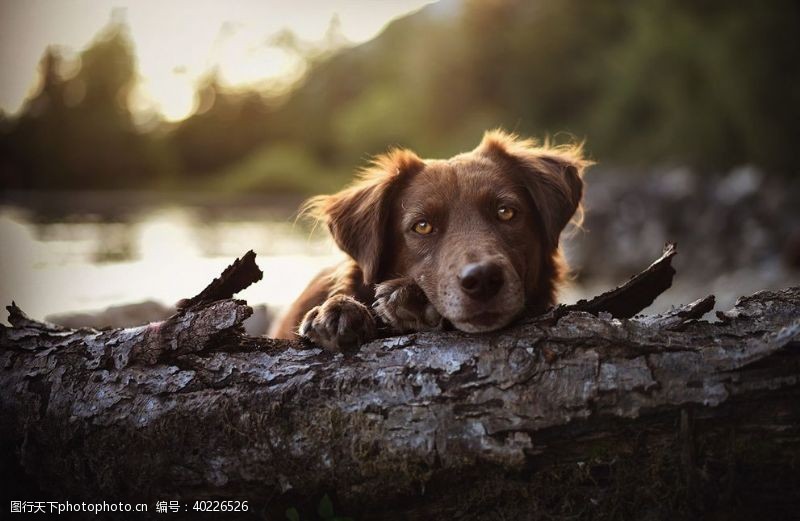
<box><xmin>476</xmin><ymin>129</ymin><xmax>590</xmax><ymax>248</ymax></box>
<box><xmin>306</xmin><ymin>149</ymin><xmax>425</xmax><ymax>285</ymax></box>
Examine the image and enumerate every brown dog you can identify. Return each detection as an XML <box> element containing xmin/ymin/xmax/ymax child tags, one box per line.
<box><xmin>270</xmin><ymin>130</ymin><xmax>589</xmax><ymax>351</ymax></box>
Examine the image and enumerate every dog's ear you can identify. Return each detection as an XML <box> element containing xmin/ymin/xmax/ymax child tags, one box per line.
<box><xmin>476</xmin><ymin>129</ymin><xmax>590</xmax><ymax>248</ymax></box>
<box><xmin>306</xmin><ymin>149</ymin><xmax>424</xmax><ymax>285</ymax></box>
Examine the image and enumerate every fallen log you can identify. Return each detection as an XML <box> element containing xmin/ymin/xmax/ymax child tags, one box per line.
<box><xmin>1</xmin><ymin>246</ymin><xmax>799</xmax><ymax>520</ymax></box>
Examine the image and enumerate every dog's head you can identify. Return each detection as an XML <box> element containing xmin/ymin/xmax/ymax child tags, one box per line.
<box><xmin>309</xmin><ymin>130</ymin><xmax>589</xmax><ymax>332</ymax></box>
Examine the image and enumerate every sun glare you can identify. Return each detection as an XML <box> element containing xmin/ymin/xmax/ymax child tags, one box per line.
<box><xmin>0</xmin><ymin>0</ymin><xmax>435</xmax><ymax>122</ymax></box>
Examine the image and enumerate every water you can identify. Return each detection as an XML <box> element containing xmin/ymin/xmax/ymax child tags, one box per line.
<box><xmin>0</xmin><ymin>192</ymin><xmax>344</xmax><ymax>325</ymax></box>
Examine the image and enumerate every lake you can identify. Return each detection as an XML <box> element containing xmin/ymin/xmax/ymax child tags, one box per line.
<box><xmin>0</xmin><ymin>192</ymin><xmax>348</xmax><ymax>326</ymax></box>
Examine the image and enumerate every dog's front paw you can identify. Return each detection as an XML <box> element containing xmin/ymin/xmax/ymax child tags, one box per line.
<box><xmin>373</xmin><ymin>278</ymin><xmax>442</xmax><ymax>333</ymax></box>
<box><xmin>299</xmin><ymin>295</ymin><xmax>377</xmax><ymax>352</ymax></box>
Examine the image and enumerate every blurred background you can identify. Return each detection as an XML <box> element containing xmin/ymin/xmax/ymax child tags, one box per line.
<box><xmin>1</xmin><ymin>0</ymin><xmax>798</xmax><ymax>332</ymax></box>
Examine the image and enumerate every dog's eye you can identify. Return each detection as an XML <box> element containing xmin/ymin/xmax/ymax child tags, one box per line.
<box><xmin>412</xmin><ymin>220</ymin><xmax>433</xmax><ymax>235</ymax></box>
<box><xmin>497</xmin><ymin>205</ymin><xmax>515</xmax><ymax>221</ymax></box>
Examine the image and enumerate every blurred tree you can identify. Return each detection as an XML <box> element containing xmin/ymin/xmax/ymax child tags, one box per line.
<box><xmin>590</xmin><ymin>0</ymin><xmax>800</xmax><ymax>172</ymax></box>
<box><xmin>0</xmin><ymin>13</ymin><xmax>169</xmax><ymax>190</ymax></box>
<box><xmin>0</xmin><ymin>47</ymin><xmax>70</xmax><ymax>189</ymax></box>
<box><xmin>169</xmin><ymin>72</ymin><xmax>271</xmax><ymax>175</ymax></box>
<box><xmin>2</xmin><ymin>0</ymin><xmax>798</xmax><ymax>193</ymax></box>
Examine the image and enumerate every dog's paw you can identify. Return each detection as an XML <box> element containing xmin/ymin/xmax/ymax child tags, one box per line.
<box><xmin>373</xmin><ymin>278</ymin><xmax>442</xmax><ymax>333</ymax></box>
<box><xmin>299</xmin><ymin>295</ymin><xmax>377</xmax><ymax>352</ymax></box>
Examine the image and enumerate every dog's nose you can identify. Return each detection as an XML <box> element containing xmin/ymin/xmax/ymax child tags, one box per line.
<box><xmin>459</xmin><ymin>261</ymin><xmax>504</xmax><ymax>300</ymax></box>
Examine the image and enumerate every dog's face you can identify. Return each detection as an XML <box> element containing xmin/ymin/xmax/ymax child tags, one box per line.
<box><xmin>388</xmin><ymin>157</ymin><xmax>537</xmax><ymax>331</ymax></box>
<box><xmin>312</xmin><ymin>130</ymin><xmax>587</xmax><ymax>332</ymax></box>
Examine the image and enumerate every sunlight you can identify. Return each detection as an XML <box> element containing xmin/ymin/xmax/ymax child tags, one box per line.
<box><xmin>135</xmin><ymin>74</ymin><xmax>195</xmax><ymax>122</ymax></box>
<box><xmin>0</xmin><ymin>207</ymin><xmax>344</xmax><ymax>322</ymax></box>
<box><xmin>220</xmin><ymin>43</ymin><xmax>296</xmax><ymax>86</ymax></box>
<box><xmin>0</xmin><ymin>0</ymin><xmax>436</xmax><ymax>122</ymax></box>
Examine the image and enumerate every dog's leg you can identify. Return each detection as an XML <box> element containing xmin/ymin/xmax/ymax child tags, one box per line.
<box><xmin>297</xmin><ymin>260</ymin><xmax>378</xmax><ymax>352</ymax></box>
<box><xmin>299</xmin><ymin>294</ymin><xmax>377</xmax><ymax>352</ymax></box>
<box><xmin>373</xmin><ymin>277</ymin><xmax>442</xmax><ymax>333</ymax></box>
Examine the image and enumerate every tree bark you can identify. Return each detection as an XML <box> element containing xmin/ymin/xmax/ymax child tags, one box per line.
<box><xmin>2</xmin><ymin>247</ymin><xmax>799</xmax><ymax>520</ymax></box>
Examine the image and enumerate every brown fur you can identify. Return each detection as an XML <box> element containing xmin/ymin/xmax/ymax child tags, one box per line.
<box><xmin>271</xmin><ymin>130</ymin><xmax>590</xmax><ymax>350</ymax></box>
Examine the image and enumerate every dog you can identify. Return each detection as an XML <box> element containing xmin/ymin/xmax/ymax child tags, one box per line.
<box><xmin>270</xmin><ymin>130</ymin><xmax>589</xmax><ymax>351</ymax></box>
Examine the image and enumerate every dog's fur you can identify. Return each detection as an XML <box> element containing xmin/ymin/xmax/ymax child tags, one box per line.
<box><xmin>271</xmin><ymin>130</ymin><xmax>590</xmax><ymax>351</ymax></box>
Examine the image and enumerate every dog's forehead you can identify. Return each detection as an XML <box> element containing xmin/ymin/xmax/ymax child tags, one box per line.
<box><xmin>404</xmin><ymin>156</ymin><xmax>514</xmax><ymax>199</ymax></box>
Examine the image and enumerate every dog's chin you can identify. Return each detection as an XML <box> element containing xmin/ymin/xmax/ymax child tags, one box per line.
<box><xmin>449</xmin><ymin>311</ymin><xmax>516</xmax><ymax>333</ymax></box>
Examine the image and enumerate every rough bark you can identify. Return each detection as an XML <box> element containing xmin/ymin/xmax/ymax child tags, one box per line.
<box><xmin>1</xmin><ymin>247</ymin><xmax>799</xmax><ymax>520</ymax></box>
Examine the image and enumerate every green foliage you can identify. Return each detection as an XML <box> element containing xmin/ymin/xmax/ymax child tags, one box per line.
<box><xmin>586</xmin><ymin>0</ymin><xmax>800</xmax><ymax>171</ymax></box>
<box><xmin>275</xmin><ymin>0</ymin><xmax>799</xmax><ymax>175</ymax></box>
<box><xmin>206</xmin><ymin>142</ymin><xmax>350</xmax><ymax>195</ymax></box>
<box><xmin>317</xmin><ymin>494</ymin><xmax>334</xmax><ymax>519</ymax></box>
<box><xmin>2</xmin><ymin>0</ymin><xmax>797</xmax><ymax>193</ymax></box>
<box><xmin>284</xmin><ymin>494</ymin><xmax>354</xmax><ymax>521</ymax></box>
